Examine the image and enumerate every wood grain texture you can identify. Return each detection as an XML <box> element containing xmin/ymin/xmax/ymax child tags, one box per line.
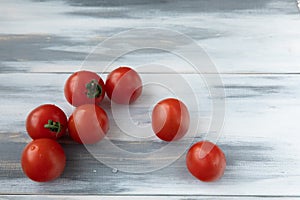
<box><xmin>0</xmin><ymin>73</ymin><xmax>300</xmax><ymax>196</ymax></box>
<box><xmin>0</xmin><ymin>196</ymin><xmax>300</xmax><ymax>200</ymax></box>
<box><xmin>1</xmin><ymin>0</ymin><xmax>300</xmax><ymax>198</ymax></box>
<box><xmin>0</xmin><ymin>0</ymin><xmax>299</xmax><ymax>73</ymax></box>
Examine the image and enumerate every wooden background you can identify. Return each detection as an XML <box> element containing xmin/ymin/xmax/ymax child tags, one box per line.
<box><xmin>0</xmin><ymin>0</ymin><xmax>300</xmax><ymax>199</ymax></box>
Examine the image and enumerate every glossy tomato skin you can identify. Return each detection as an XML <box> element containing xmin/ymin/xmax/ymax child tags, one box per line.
<box><xmin>26</xmin><ymin>104</ymin><xmax>67</xmax><ymax>140</ymax></box>
<box><xmin>186</xmin><ymin>141</ymin><xmax>226</xmax><ymax>182</ymax></box>
<box><xmin>105</xmin><ymin>67</ymin><xmax>142</xmax><ymax>104</ymax></box>
<box><xmin>21</xmin><ymin>138</ymin><xmax>66</xmax><ymax>182</ymax></box>
<box><xmin>64</xmin><ymin>70</ymin><xmax>105</xmax><ymax>107</ymax></box>
<box><xmin>152</xmin><ymin>98</ymin><xmax>190</xmax><ymax>141</ymax></box>
<box><xmin>68</xmin><ymin>104</ymin><xmax>109</xmax><ymax>144</ymax></box>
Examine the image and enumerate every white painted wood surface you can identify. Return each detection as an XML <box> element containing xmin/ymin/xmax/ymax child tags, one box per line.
<box><xmin>0</xmin><ymin>0</ymin><xmax>299</xmax><ymax>73</ymax></box>
<box><xmin>1</xmin><ymin>196</ymin><xmax>300</xmax><ymax>200</ymax></box>
<box><xmin>0</xmin><ymin>73</ymin><xmax>300</xmax><ymax>197</ymax></box>
<box><xmin>0</xmin><ymin>0</ymin><xmax>300</xmax><ymax>199</ymax></box>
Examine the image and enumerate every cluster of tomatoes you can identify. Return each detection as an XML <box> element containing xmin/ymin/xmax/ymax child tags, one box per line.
<box><xmin>21</xmin><ymin>66</ymin><xmax>226</xmax><ymax>183</ymax></box>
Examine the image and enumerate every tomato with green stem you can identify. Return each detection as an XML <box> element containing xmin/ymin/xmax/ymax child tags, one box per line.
<box><xmin>186</xmin><ymin>141</ymin><xmax>226</xmax><ymax>182</ymax></box>
<box><xmin>21</xmin><ymin>138</ymin><xmax>66</xmax><ymax>182</ymax></box>
<box><xmin>64</xmin><ymin>70</ymin><xmax>105</xmax><ymax>107</ymax></box>
<box><xmin>26</xmin><ymin>104</ymin><xmax>67</xmax><ymax>140</ymax></box>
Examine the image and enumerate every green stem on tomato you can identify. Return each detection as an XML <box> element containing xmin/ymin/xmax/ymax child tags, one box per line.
<box><xmin>85</xmin><ymin>79</ymin><xmax>102</xmax><ymax>99</ymax></box>
<box><xmin>44</xmin><ymin>120</ymin><xmax>62</xmax><ymax>136</ymax></box>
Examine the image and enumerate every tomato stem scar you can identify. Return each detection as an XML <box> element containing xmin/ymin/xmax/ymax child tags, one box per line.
<box><xmin>86</xmin><ymin>79</ymin><xmax>102</xmax><ymax>99</ymax></box>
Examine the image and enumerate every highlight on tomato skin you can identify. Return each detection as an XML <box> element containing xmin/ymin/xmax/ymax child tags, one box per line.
<box><xmin>186</xmin><ymin>141</ymin><xmax>226</xmax><ymax>182</ymax></box>
<box><xmin>21</xmin><ymin>138</ymin><xmax>66</xmax><ymax>182</ymax></box>
<box><xmin>151</xmin><ymin>98</ymin><xmax>190</xmax><ymax>142</ymax></box>
<box><xmin>64</xmin><ymin>70</ymin><xmax>105</xmax><ymax>107</ymax></box>
<box><xmin>26</xmin><ymin>104</ymin><xmax>68</xmax><ymax>140</ymax></box>
<box><xmin>105</xmin><ymin>66</ymin><xmax>142</xmax><ymax>105</ymax></box>
<box><xmin>68</xmin><ymin>104</ymin><xmax>110</xmax><ymax>145</ymax></box>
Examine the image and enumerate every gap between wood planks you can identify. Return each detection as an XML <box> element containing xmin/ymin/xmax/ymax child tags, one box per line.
<box><xmin>0</xmin><ymin>194</ymin><xmax>300</xmax><ymax>199</ymax></box>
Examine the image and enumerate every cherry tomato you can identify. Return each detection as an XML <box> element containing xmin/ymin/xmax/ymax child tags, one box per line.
<box><xmin>68</xmin><ymin>104</ymin><xmax>109</xmax><ymax>144</ymax></box>
<box><xmin>186</xmin><ymin>141</ymin><xmax>226</xmax><ymax>182</ymax></box>
<box><xmin>21</xmin><ymin>138</ymin><xmax>66</xmax><ymax>182</ymax></box>
<box><xmin>26</xmin><ymin>104</ymin><xmax>67</xmax><ymax>140</ymax></box>
<box><xmin>64</xmin><ymin>70</ymin><xmax>105</xmax><ymax>107</ymax></box>
<box><xmin>152</xmin><ymin>98</ymin><xmax>190</xmax><ymax>141</ymax></box>
<box><xmin>105</xmin><ymin>67</ymin><xmax>142</xmax><ymax>104</ymax></box>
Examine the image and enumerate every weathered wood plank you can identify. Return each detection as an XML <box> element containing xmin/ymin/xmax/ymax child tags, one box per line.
<box><xmin>2</xmin><ymin>73</ymin><xmax>300</xmax><ymax>140</ymax></box>
<box><xmin>0</xmin><ymin>195</ymin><xmax>299</xmax><ymax>200</ymax></box>
<box><xmin>0</xmin><ymin>73</ymin><xmax>300</xmax><ymax>195</ymax></box>
<box><xmin>0</xmin><ymin>0</ymin><xmax>299</xmax><ymax>73</ymax></box>
<box><xmin>1</xmin><ymin>135</ymin><xmax>299</xmax><ymax>196</ymax></box>
<box><xmin>1</xmin><ymin>0</ymin><xmax>300</xmax><ymax>197</ymax></box>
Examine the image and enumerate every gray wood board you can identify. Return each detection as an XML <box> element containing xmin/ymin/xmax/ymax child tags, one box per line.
<box><xmin>0</xmin><ymin>195</ymin><xmax>300</xmax><ymax>200</ymax></box>
<box><xmin>1</xmin><ymin>0</ymin><xmax>300</xmax><ymax>198</ymax></box>
<box><xmin>0</xmin><ymin>0</ymin><xmax>299</xmax><ymax>73</ymax></box>
<box><xmin>0</xmin><ymin>73</ymin><xmax>299</xmax><ymax>195</ymax></box>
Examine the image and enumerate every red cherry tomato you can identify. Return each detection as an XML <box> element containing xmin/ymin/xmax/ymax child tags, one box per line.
<box><xmin>64</xmin><ymin>70</ymin><xmax>105</xmax><ymax>107</ymax></box>
<box><xmin>68</xmin><ymin>104</ymin><xmax>109</xmax><ymax>144</ymax></box>
<box><xmin>152</xmin><ymin>98</ymin><xmax>190</xmax><ymax>141</ymax></box>
<box><xmin>186</xmin><ymin>141</ymin><xmax>226</xmax><ymax>182</ymax></box>
<box><xmin>105</xmin><ymin>67</ymin><xmax>142</xmax><ymax>104</ymax></box>
<box><xmin>26</xmin><ymin>104</ymin><xmax>67</xmax><ymax>140</ymax></box>
<box><xmin>21</xmin><ymin>138</ymin><xmax>66</xmax><ymax>182</ymax></box>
